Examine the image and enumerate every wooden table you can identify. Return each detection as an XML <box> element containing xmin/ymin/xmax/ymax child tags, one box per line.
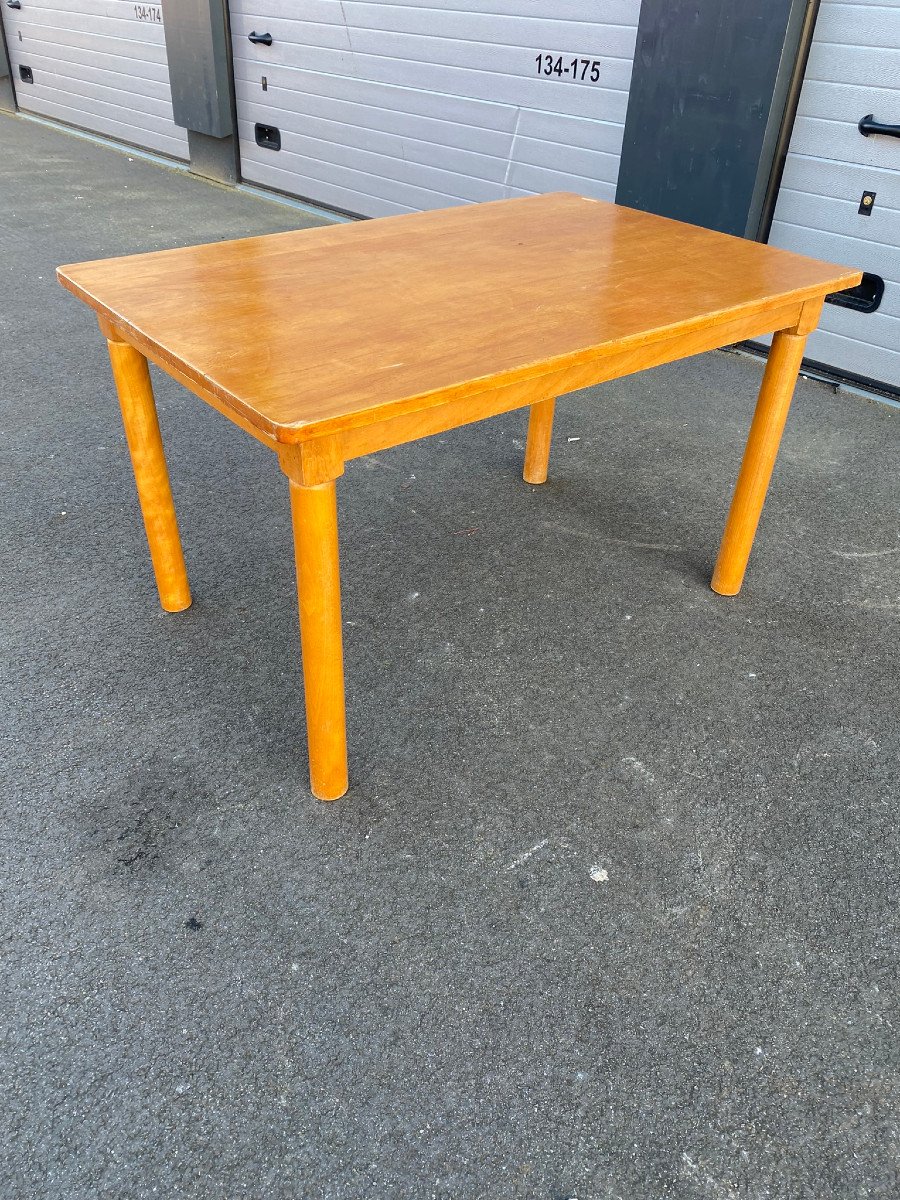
<box><xmin>58</xmin><ymin>193</ymin><xmax>860</xmax><ymax>800</ymax></box>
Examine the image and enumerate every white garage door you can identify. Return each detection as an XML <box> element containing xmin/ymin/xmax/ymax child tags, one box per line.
<box><xmin>2</xmin><ymin>0</ymin><xmax>188</xmax><ymax>160</ymax></box>
<box><xmin>768</xmin><ymin>0</ymin><xmax>900</xmax><ymax>391</ymax></box>
<box><xmin>230</xmin><ymin>0</ymin><xmax>640</xmax><ymax>218</ymax></box>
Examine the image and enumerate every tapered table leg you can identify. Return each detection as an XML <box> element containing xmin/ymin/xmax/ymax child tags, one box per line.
<box><xmin>712</xmin><ymin>329</ymin><xmax>808</xmax><ymax>596</ymax></box>
<box><xmin>106</xmin><ymin>336</ymin><xmax>191</xmax><ymax>612</ymax></box>
<box><xmin>289</xmin><ymin>479</ymin><xmax>348</xmax><ymax>801</ymax></box>
<box><xmin>523</xmin><ymin>397</ymin><xmax>556</xmax><ymax>484</ymax></box>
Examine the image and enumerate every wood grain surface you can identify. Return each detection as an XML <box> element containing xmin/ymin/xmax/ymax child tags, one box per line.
<box><xmin>58</xmin><ymin>193</ymin><xmax>859</xmax><ymax>445</ymax></box>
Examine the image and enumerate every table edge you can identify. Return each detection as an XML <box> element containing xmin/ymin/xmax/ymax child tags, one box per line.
<box><xmin>57</xmin><ymin>266</ymin><xmax>861</xmax><ymax>447</ymax></box>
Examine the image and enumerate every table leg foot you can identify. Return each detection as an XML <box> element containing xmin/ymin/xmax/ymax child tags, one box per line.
<box><xmin>712</xmin><ymin>328</ymin><xmax>808</xmax><ymax>596</ymax></box>
<box><xmin>289</xmin><ymin>479</ymin><xmax>349</xmax><ymax>801</ymax></box>
<box><xmin>523</xmin><ymin>397</ymin><xmax>556</xmax><ymax>484</ymax></box>
<box><xmin>106</xmin><ymin>337</ymin><xmax>191</xmax><ymax>612</ymax></box>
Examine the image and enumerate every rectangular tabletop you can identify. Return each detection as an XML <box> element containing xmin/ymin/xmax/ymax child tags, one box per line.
<box><xmin>58</xmin><ymin>193</ymin><xmax>859</xmax><ymax>445</ymax></box>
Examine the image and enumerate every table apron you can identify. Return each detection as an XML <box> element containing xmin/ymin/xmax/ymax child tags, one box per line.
<box><xmin>335</xmin><ymin>300</ymin><xmax>804</xmax><ymax>466</ymax></box>
<box><xmin>100</xmin><ymin>315</ymin><xmax>281</xmax><ymax>453</ymax></box>
<box><xmin>106</xmin><ymin>296</ymin><xmax>810</xmax><ymax>484</ymax></box>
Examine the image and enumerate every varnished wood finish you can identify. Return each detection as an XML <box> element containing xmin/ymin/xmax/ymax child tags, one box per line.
<box><xmin>58</xmin><ymin>194</ymin><xmax>862</xmax><ymax>799</ymax></box>
<box><xmin>336</xmin><ymin>300</ymin><xmax>806</xmax><ymax>465</ymax></box>
<box><xmin>105</xmin><ymin>332</ymin><xmax>191</xmax><ymax>613</ymax></box>
<box><xmin>58</xmin><ymin>194</ymin><xmax>859</xmax><ymax>447</ymax></box>
<box><xmin>711</xmin><ymin>328</ymin><xmax>810</xmax><ymax>596</ymax></box>
<box><xmin>524</xmin><ymin>398</ymin><xmax>556</xmax><ymax>485</ymax></box>
<box><xmin>277</xmin><ymin>437</ymin><xmax>344</xmax><ymax>489</ymax></box>
<box><xmin>288</xmin><ymin>479</ymin><xmax>348</xmax><ymax>801</ymax></box>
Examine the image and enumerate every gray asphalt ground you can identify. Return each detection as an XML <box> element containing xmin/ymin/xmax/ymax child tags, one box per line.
<box><xmin>1</xmin><ymin>113</ymin><xmax>898</xmax><ymax>1200</ymax></box>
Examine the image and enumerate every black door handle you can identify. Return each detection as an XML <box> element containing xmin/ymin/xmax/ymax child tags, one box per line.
<box><xmin>7</xmin><ymin>2</ymin><xmax>22</xmax><ymax>9</ymax></box>
<box><xmin>858</xmin><ymin>114</ymin><xmax>900</xmax><ymax>139</ymax></box>
<box><xmin>248</xmin><ymin>31</ymin><xmax>273</xmax><ymax>46</ymax></box>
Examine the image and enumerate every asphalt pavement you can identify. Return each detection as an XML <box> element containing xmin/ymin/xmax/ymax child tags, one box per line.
<box><xmin>1</xmin><ymin>112</ymin><xmax>898</xmax><ymax>1200</ymax></box>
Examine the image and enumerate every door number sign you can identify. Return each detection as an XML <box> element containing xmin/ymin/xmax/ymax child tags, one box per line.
<box><xmin>535</xmin><ymin>54</ymin><xmax>603</xmax><ymax>82</ymax></box>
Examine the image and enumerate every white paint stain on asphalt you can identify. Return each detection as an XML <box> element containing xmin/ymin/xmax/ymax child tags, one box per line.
<box><xmin>505</xmin><ymin>839</ymin><xmax>549</xmax><ymax>871</ymax></box>
<box><xmin>831</xmin><ymin>546</ymin><xmax>899</xmax><ymax>559</ymax></box>
<box><xmin>623</xmin><ymin>755</ymin><xmax>655</xmax><ymax>784</ymax></box>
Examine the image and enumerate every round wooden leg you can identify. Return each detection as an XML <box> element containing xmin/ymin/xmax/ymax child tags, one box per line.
<box><xmin>107</xmin><ymin>338</ymin><xmax>191</xmax><ymax>612</ymax></box>
<box><xmin>712</xmin><ymin>329</ymin><xmax>807</xmax><ymax>596</ymax></box>
<box><xmin>523</xmin><ymin>397</ymin><xmax>556</xmax><ymax>485</ymax></box>
<box><xmin>289</xmin><ymin>479</ymin><xmax>349</xmax><ymax>801</ymax></box>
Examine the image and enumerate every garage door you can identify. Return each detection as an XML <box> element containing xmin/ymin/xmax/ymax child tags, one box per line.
<box><xmin>1</xmin><ymin>0</ymin><xmax>188</xmax><ymax>160</ymax></box>
<box><xmin>768</xmin><ymin>0</ymin><xmax>900</xmax><ymax>391</ymax></box>
<box><xmin>230</xmin><ymin>0</ymin><xmax>640</xmax><ymax>218</ymax></box>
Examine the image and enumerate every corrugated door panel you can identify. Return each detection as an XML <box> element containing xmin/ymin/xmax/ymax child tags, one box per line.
<box><xmin>775</xmin><ymin>186</ymin><xmax>900</xmax><ymax>252</ymax></box>
<box><xmin>233</xmin><ymin>67</ymin><xmax>517</xmax><ymax>155</ymax></box>
<box><xmin>231</xmin><ymin>0</ymin><xmax>640</xmax><ymax>217</ymax></box>
<box><xmin>768</xmin><ymin>0</ymin><xmax>900</xmax><ymax>389</ymax></box>
<box><xmin>3</xmin><ymin>0</ymin><xmax>188</xmax><ymax>160</ymax></box>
